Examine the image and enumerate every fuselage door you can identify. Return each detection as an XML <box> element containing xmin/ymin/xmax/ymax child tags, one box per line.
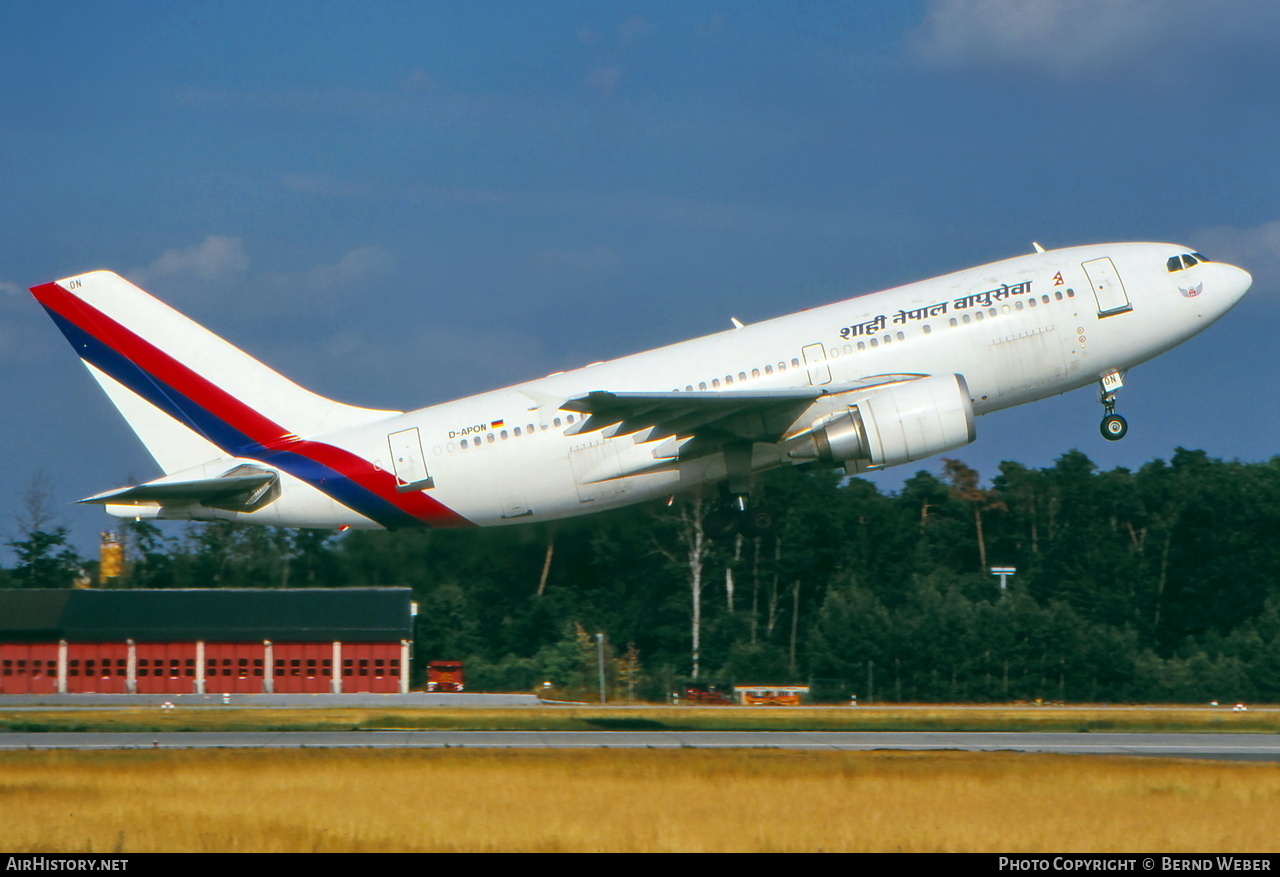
<box><xmin>802</xmin><ymin>343</ymin><xmax>832</xmax><ymax>386</ymax></box>
<box><xmin>388</xmin><ymin>427</ymin><xmax>434</xmax><ymax>491</ymax></box>
<box><xmin>1082</xmin><ymin>257</ymin><xmax>1132</xmax><ymax>317</ymax></box>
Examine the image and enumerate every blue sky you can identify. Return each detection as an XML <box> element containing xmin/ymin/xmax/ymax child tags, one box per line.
<box><xmin>4</xmin><ymin>0</ymin><xmax>1280</xmax><ymax>558</ymax></box>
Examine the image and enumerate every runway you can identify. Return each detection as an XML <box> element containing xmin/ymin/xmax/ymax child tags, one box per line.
<box><xmin>3</xmin><ymin>730</ymin><xmax>1279</xmax><ymax>760</ymax></box>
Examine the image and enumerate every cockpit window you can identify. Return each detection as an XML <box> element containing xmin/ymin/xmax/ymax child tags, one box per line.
<box><xmin>1168</xmin><ymin>252</ymin><xmax>1210</xmax><ymax>272</ymax></box>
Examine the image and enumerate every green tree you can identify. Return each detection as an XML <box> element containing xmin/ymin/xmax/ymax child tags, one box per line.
<box><xmin>7</xmin><ymin>527</ymin><xmax>83</xmax><ymax>588</ymax></box>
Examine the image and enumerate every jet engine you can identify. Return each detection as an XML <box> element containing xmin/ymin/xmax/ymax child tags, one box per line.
<box><xmin>793</xmin><ymin>374</ymin><xmax>975</xmax><ymax>471</ymax></box>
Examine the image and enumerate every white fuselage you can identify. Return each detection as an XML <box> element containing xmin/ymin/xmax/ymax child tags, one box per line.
<box><xmin>102</xmin><ymin>242</ymin><xmax>1253</xmax><ymax>529</ymax></box>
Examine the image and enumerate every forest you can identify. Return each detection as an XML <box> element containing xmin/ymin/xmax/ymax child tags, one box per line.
<box><xmin>6</xmin><ymin>447</ymin><xmax>1280</xmax><ymax>704</ymax></box>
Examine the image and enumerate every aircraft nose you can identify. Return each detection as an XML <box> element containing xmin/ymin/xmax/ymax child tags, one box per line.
<box><xmin>1222</xmin><ymin>262</ymin><xmax>1253</xmax><ymax>304</ymax></box>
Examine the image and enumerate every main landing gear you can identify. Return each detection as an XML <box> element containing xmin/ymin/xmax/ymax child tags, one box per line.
<box><xmin>1098</xmin><ymin>371</ymin><xmax>1128</xmax><ymax>441</ymax></box>
<box><xmin>701</xmin><ymin>442</ymin><xmax>777</xmax><ymax>539</ymax></box>
<box><xmin>703</xmin><ymin>495</ymin><xmax>776</xmax><ymax>539</ymax></box>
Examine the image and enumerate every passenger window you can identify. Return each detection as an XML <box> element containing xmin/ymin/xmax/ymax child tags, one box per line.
<box><xmin>460</xmin><ymin>439</ymin><xmax>468</xmax><ymax>449</ymax></box>
<box><xmin>699</xmin><ymin>382</ymin><xmax>707</xmax><ymax>390</ymax></box>
<box><xmin>751</xmin><ymin>369</ymin><xmax>760</xmax><ymax>378</ymax></box>
<box><xmin>712</xmin><ymin>379</ymin><xmax>721</xmax><ymax>389</ymax></box>
<box><xmin>949</xmin><ymin>318</ymin><xmax>958</xmax><ymax>327</ymax></box>
<box><xmin>764</xmin><ymin>366</ymin><xmax>773</xmax><ymax>375</ymax></box>
<box><xmin>896</xmin><ymin>332</ymin><xmax>904</xmax><ymax>341</ymax></box>
<box><xmin>922</xmin><ymin>325</ymin><xmax>931</xmax><ymax>335</ymax></box>
<box><xmin>1054</xmin><ymin>291</ymin><xmax>1063</xmax><ymax>300</ymax></box>
<box><xmin>962</xmin><ymin>314</ymin><xmax>971</xmax><ymax>324</ymax></box>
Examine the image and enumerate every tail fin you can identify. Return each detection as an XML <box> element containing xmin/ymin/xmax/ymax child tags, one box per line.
<box><xmin>31</xmin><ymin>270</ymin><xmax>398</xmax><ymax>475</ymax></box>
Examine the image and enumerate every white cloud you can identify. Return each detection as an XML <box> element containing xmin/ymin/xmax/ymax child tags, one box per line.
<box><xmin>909</xmin><ymin>0</ymin><xmax>1279</xmax><ymax>82</ymax></box>
<box><xmin>1193</xmin><ymin>221</ymin><xmax>1280</xmax><ymax>297</ymax></box>
<box><xmin>618</xmin><ymin>15</ymin><xmax>654</xmax><ymax>45</ymax></box>
<box><xmin>528</xmin><ymin>245</ymin><xmax>618</xmax><ymax>280</ymax></box>
<box><xmin>126</xmin><ymin>235</ymin><xmax>249</xmax><ymax>287</ymax></box>
<box><xmin>304</xmin><ymin>246</ymin><xmax>393</xmax><ymax>290</ymax></box>
<box><xmin>587</xmin><ymin>66</ymin><xmax>623</xmax><ymax>97</ymax></box>
<box><xmin>282</xmin><ymin>173</ymin><xmax>507</xmax><ymax>206</ymax></box>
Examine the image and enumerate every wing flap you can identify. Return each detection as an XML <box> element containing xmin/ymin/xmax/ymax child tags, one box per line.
<box><xmin>558</xmin><ymin>375</ymin><xmax>934</xmax><ymax>464</ymax></box>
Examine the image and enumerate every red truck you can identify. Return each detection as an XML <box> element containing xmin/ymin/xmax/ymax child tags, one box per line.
<box><xmin>426</xmin><ymin>660</ymin><xmax>465</xmax><ymax>692</ymax></box>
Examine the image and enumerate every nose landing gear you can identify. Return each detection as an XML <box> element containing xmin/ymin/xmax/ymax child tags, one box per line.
<box><xmin>1098</xmin><ymin>370</ymin><xmax>1127</xmax><ymax>441</ymax></box>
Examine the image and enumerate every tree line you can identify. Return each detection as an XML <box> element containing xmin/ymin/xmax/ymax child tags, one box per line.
<box><xmin>6</xmin><ymin>448</ymin><xmax>1280</xmax><ymax>703</ymax></box>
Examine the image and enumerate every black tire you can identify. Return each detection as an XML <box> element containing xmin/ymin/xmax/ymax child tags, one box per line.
<box><xmin>742</xmin><ymin>506</ymin><xmax>776</xmax><ymax>538</ymax></box>
<box><xmin>1100</xmin><ymin>414</ymin><xmax>1128</xmax><ymax>441</ymax></box>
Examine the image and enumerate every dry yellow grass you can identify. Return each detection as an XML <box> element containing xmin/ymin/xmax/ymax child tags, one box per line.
<box><xmin>3</xmin><ymin>749</ymin><xmax>1279</xmax><ymax>853</ymax></box>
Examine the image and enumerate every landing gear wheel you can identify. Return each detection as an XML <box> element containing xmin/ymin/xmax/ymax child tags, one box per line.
<box><xmin>1100</xmin><ymin>414</ymin><xmax>1128</xmax><ymax>441</ymax></box>
<box><xmin>742</xmin><ymin>506</ymin><xmax>776</xmax><ymax>538</ymax></box>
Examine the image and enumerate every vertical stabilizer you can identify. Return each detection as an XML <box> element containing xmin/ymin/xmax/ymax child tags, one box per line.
<box><xmin>31</xmin><ymin>271</ymin><xmax>399</xmax><ymax>474</ymax></box>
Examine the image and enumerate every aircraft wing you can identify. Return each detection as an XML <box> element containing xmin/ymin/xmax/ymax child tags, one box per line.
<box><xmin>560</xmin><ymin>375</ymin><xmax>928</xmax><ymax>452</ymax></box>
<box><xmin>79</xmin><ymin>465</ymin><xmax>280</xmax><ymax>513</ymax></box>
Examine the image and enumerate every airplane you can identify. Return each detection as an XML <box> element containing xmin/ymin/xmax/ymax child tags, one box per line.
<box><xmin>30</xmin><ymin>241</ymin><xmax>1251</xmax><ymax>538</ymax></box>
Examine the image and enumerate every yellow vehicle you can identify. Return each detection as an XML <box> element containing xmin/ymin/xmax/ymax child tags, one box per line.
<box><xmin>733</xmin><ymin>686</ymin><xmax>809</xmax><ymax>706</ymax></box>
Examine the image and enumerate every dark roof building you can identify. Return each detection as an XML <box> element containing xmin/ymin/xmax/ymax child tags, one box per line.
<box><xmin>0</xmin><ymin>588</ymin><xmax>415</xmax><ymax>695</ymax></box>
<box><xmin>0</xmin><ymin>588</ymin><xmax>413</xmax><ymax>643</ymax></box>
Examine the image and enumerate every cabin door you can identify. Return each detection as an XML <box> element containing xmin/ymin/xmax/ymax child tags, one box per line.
<box><xmin>388</xmin><ymin>427</ymin><xmax>434</xmax><ymax>491</ymax></box>
<box><xmin>1081</xmin><ymin>257</ymin><xmax>1132</xmax><ymax>317</ymax></box>
<box><xmin>802</xmin><ymin>343</ymin><xmax>831</xmax><ymax>386</ymax></box>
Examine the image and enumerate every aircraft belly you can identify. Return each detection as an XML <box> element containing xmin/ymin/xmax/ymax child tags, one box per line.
<box><xmin>989</xmin><ymin>325</ymin><xmax>1065</xmax><ymax>398</ymax></box>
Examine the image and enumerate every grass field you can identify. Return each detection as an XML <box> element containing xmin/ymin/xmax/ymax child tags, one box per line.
<box><xmin>2</xmin><ymin>704</ymin><xmax>1278</xmax><ymax>734</ymax></box>
<box><xmin>2</xmin><ymin>748</ymin><xmax>1279</xmax><ymax>853</ymax></box>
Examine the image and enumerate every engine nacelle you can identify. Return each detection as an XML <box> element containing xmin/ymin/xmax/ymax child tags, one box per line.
<box><xmin>799</xmin><ymin>374</ymin><xmax>975</xmax><ymax>471</ymax></box>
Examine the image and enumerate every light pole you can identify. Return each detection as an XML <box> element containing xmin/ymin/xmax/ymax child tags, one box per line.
<box><xmin>990</xmin><ymin>566</ymin><xmax>1016</xmax><ymax>592</ymax></box>
<box><xmin>596</xmin><ymin>632</ymin><xmax>606</xmax><ymax>704</ymax></box>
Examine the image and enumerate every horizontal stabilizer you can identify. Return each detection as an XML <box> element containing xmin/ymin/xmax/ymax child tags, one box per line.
<box><xmin>81</xmin><ymin>465</ymin><xmax>280</xmax><ymax>513</ymax></box>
